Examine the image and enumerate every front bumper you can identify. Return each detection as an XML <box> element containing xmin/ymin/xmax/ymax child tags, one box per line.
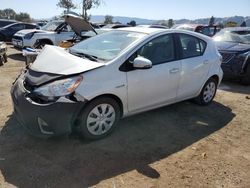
<box><xmin>10</xmin><ymin>73</ymin><xmax>85</xmax><ymax>137</ymax></box>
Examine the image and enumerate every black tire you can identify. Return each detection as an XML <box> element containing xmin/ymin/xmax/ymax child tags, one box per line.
<box><xmin>0</xmin><ymin>34</ymin><xmax>6</xmax><ymax>41</ymax></box>
<box><xmin>194</xmin><ymin>77</ymin><xmax>218</xmax><ymax>106</ymax></box>
<box><xmin>79</xmin><ymin>97</ymin><xmax>121</xmax><ymax>140</ymax></box>
<box><xmin>0</xmin><ymin>58</ymin><xmax>3</xmax><ymax>66</ymax></box>
<box><xmin>240</xmin><ymin>65</ymin><xmax>250</xmax><ymax>86</ymax></box>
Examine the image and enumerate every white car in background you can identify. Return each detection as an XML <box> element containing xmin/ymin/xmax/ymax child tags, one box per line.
<box><xmin>12</xmin><ymin>14</ymin><xmax>96</xmax><ymax>49</ymax></box>
<box><xmin>11</xmin><ymin>27</ymin><xmax>223</xmax><ymax>140</ymax></box>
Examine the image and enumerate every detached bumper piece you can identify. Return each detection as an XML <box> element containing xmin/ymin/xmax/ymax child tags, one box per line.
<box><xmin>0</xmin><ymin>42</ymin><xmax>7</xmax><ymax>66</ymax></box>
<box><xmin>11</xmin><ymin>74</ymin><xmax>85</xmax><ymax>137</ymax></box>
<box><xmin>22</xmin><ymin>48</ymin><xmax>41</xmax><ymax>66</ymax></box>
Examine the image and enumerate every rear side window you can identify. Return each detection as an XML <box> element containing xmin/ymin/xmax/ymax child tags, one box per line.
<box><xmin>25</xmin><ymin>24</ymin><xmax>36</xmax><ymax>29</ymax></box>
<box><xmin>178</xmin><ymin>34</ymin><xmax>206</xmax><ymax>59</ymax></box>
<box><xmin>136</xmin><ymin>34</ymin><xmax>175</xmax><ymax>65</ymax></box>
<box><xmin>10</xmin><ymin>24</ymin><xmax>25</xmax><ymax>30</ymax></box>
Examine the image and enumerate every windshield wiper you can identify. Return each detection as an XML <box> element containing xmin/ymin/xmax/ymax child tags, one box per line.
<box><xmin>69</xmin><ymin>51</ymin><xmax>99</xmax><ymax>62</ymax></box>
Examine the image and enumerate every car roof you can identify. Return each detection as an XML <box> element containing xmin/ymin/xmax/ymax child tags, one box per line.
<box><xmin>4</xmin><ymin>22</ymin><xmax>35</xmax><ymax>27</ymax></box>
<box><xmin>116</xmin><ymin>27</ymin><xmax>167</xmax><ymax>34</ymax></box>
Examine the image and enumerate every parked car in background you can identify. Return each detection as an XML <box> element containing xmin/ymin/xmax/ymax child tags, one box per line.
<box><xmin>213</xmin><ymin>27</ymin><xmax>250</xmax><ymax>85</ymax></box>
<box><xmin>11</xmin><ymin>28</ymin><xmax>222</xmax><ymax>139</ymax></box>
<box><xmin>102</xmin><ymin>24</ymin><xmax>130</xmax><ymax>29</ymax></box>
<box><xmin>0</xmin><ymin>41</ymin><xmax>7</xmax><ymax>66</ymax></box>
<box><xmin>12</xmin><ymin>14</ymin><xmax>96</xmax><ymax>49</ymax></box>
<box><xmin>172</xmin><ymin>24</ymin><xmax>220</xmax><ymax>37</ymax></box>
<box><xmin>137</xmin><ymin>25</ymin><xmax>168</xmax><ymax>29</ymax></box>
<box><xmin>0</xmin><ymin>19</ymin><xmax>17</xmax><ymax>27</ymax></box>
<box><xmin>0</xmin><ymin>22</ymin><xmax>36</xmax><ymax>41</ymax></box>
<box><xmin>35</xmin><ymin>21</ymin><xmax>48</xmax><ymax>29</ymax></box>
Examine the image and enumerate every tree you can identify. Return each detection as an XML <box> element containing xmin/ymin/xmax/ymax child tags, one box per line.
<box><xmin>82</xmin><ymin>0</ymin><xmax>101</xmax><ymax>20</ymax></box>
<box><xmin>209</xmin><ymin>16</ymin><xmax>215</xmax><ymax>26</ymax></box>
<box><xmin>225</xmin><ymin>21</ymin><xmax>237</xmax><ymax>27</ymax></box>
<box><xmin>15</xmin><ymin>12</ymin><xmax>31</xmax><ymax>22</ymax></box>
<box><xmin>57</xmin><ymin>0</ymin><xmax>76</xmax><ymax>13</ymax></box>
<box><xmin>168</xmin><ymin>19</ymin><xmax>174</xmax><ymax>28</ymax></box>
<box><xmin>127</xmin><ymin>20</ymin><xmax>136</xmax><ymax>26</ymax></box>
<box><xmin>0</xmin><ymin>9</ymin><xmax>16</xmax><ymax>19</ymax></box>
<box><xmin>104</xmin><ymin>15</ymin><xmax>113</xmax><ymax>24</ymax></box>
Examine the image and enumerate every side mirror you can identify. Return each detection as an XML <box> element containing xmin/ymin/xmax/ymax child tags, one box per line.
<box><xmin>133</xmin><ymin>56</ymin><xmax>152</xmax><ymax>69</ymax></box>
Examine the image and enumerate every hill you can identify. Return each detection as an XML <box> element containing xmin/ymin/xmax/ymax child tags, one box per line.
<box><xmin>90</xmin><ymin>15</ymin><xmax>250</xmax><ymax>26</ymax></box>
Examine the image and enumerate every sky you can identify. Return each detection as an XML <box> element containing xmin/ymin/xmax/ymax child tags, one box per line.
<box><xmin>0</xmin><ymin>0</ymin><xmax>250</xmax><ymax>20</ymax></box>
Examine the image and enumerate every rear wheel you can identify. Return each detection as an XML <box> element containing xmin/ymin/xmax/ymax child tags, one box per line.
<box><xmin>240</xmin><ymin>65</ymin><xmax>250</xmax><ymax>85</ymax></box>
<box><xmin>79</xmin><ymin>97</ymin><xmax>121</xmax><ymax>140</ymax></box>
<box><xmin>194</xmin><ymin>78</ymin><xmax>218</xmax><ymax>105</ymax></box>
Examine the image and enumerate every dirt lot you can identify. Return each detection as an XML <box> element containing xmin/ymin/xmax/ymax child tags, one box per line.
<box><xmin>0</xmin><ymin>45</ymin><xmax>250</xmax><ymax>188</ymax></box>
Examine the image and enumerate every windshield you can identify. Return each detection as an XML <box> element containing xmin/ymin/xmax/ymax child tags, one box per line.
<box><xmin>41</xmin><ymin>21</ymin><xmax>63</xmax><ymax>31</ymax></box>
<box><xmin>69</xmin><ymin>30</ymin><xmax>146</xmax><ymax>62</ymax></box>
<box><xmin>213</xmin><ymin>30</ymin><xmax>250</xmax><ymax>44</ymax></box>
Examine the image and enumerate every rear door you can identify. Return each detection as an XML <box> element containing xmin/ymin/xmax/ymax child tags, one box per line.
<box><xmin>176</xmin><ymin>33</ymin><xmax>210</xmax><ymax>100</ymax></box>
<box><xmin>126</xmin><ymin>34</ymin><xmax>181</xmax><ymax>112</ymax></box>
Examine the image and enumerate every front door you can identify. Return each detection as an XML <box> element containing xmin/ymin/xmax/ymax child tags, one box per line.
<box><xmin>55</xmin><ymin>25</ymin><xmax>75</xmax><ymax>45</ymax></box>
<box><xmin>126</xmin><ymin>34</ymin><xmax>181</xmax><ymax>112</ymax></box>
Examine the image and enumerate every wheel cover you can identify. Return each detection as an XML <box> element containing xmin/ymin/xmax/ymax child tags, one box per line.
<box><xmin>203</xmin><ymin>82</ymin><xmax>216</xmax><ymax>103</ymax></box>
<box><xmin>86</xmin><ymin>103</ymin><xmax>116</xmax><ymax>135</ymax></box>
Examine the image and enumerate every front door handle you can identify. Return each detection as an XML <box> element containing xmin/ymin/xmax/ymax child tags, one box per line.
<box><xmin>169</xmin><ymin>68</ymin><xmax>180</xmax><ymax>74</ymax></box>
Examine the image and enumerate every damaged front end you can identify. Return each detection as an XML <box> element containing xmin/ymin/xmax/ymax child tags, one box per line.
<box><xmin>11</xmin><ymin>69</ymin><xmax>86</xmax><ymax>137</ymax></box>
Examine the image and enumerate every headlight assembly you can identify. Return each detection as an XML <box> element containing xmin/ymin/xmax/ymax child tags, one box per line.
<box><xmin>33</xmin><ymin>76</ymin><xmax>83</xmax><ymax>97</ymax></box>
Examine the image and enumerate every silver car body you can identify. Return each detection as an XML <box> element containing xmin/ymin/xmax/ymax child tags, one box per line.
<box><xmin>30</xmin><ymin>27</ymin><xmax>223</xmax><ymax>117</ymax></box>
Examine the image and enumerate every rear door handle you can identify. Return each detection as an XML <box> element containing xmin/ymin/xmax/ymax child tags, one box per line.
<box><xmin>169</xmin><ymin>68</ymin><xmax>180</xmax><ymax>74</ymax></box>
<box><xmin>203</xmin><ymin>60</ymin><xmax>209</xmax><ymax>64</ymax></box>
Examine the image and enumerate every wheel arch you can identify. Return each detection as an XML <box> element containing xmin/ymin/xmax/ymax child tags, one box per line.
<box><xmin>84</xmin><ymin>93</ymin><xmax>124</xmax><ymax>117</ymax></box>
<box><xmin>210</xmin><ymin>74</ymin><xmax>219</xmax><ymax>84</ymax></box>
<box><xmin>36</xmin><ymin>38</ymin><xmax>54</xmax><ymax>45</ymax></box>
<box><xmin>196</xmin><ymin>74</ymin><xmax>220</xmax><ymax>97</ymax></box>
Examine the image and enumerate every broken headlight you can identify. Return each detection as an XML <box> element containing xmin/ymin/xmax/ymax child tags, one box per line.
<box><xmin>33</xmin><ymin>76</ymin><xmax>83</xmax><ymax>97</ymax></box>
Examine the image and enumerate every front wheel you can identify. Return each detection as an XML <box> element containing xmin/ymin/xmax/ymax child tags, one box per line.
<box><xmin>194</xmin><ymin>78</ymin><xmax>218</xmax><ymax>106</ymax></box>
<box><xmin>79</xmin><ymin>97</ymin><xmax>121</xmax><ymax>140</ymax></box>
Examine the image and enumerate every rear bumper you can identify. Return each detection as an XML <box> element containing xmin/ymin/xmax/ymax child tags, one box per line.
<box><xmin>10</xmin><ymin>73</ymin><xmax>85</xmax><ymax>137</ymax></box>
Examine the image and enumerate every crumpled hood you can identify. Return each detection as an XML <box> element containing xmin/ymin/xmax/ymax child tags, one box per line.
<box><xmin>215</xmin><ymin>41</ymin><xmax>250</xmax><ymax>52</ymax></box>
<box><xmin>30</xmin><ymin>45</ymin><xmax>104</xmax><ymax>75</ymax></box>
<box><xmin>15</xmin><ymin>29</ymin><xmax>52</xmax><ymax>36</ymax></box>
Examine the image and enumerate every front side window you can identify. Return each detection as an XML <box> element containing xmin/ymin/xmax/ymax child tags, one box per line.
<box><xmin>179</xmin><ymin>34</ymin><xmax>206</xmax><ymax>59</ymax></box>
<box><xmin>41</xmin><ymin>21</ymin><xmax>63</xmax><ymax>31</ymax></box>
<box><xmin>130</xmin><ymin>34</ymin><xmax>175</xmax><ymax>65</ymax></box>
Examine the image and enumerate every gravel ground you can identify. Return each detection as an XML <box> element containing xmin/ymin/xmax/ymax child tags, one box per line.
<box><xmin>0</xmin><ymin>45</ymin><xmax>249</xmax><ymax>188</ymax></box>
